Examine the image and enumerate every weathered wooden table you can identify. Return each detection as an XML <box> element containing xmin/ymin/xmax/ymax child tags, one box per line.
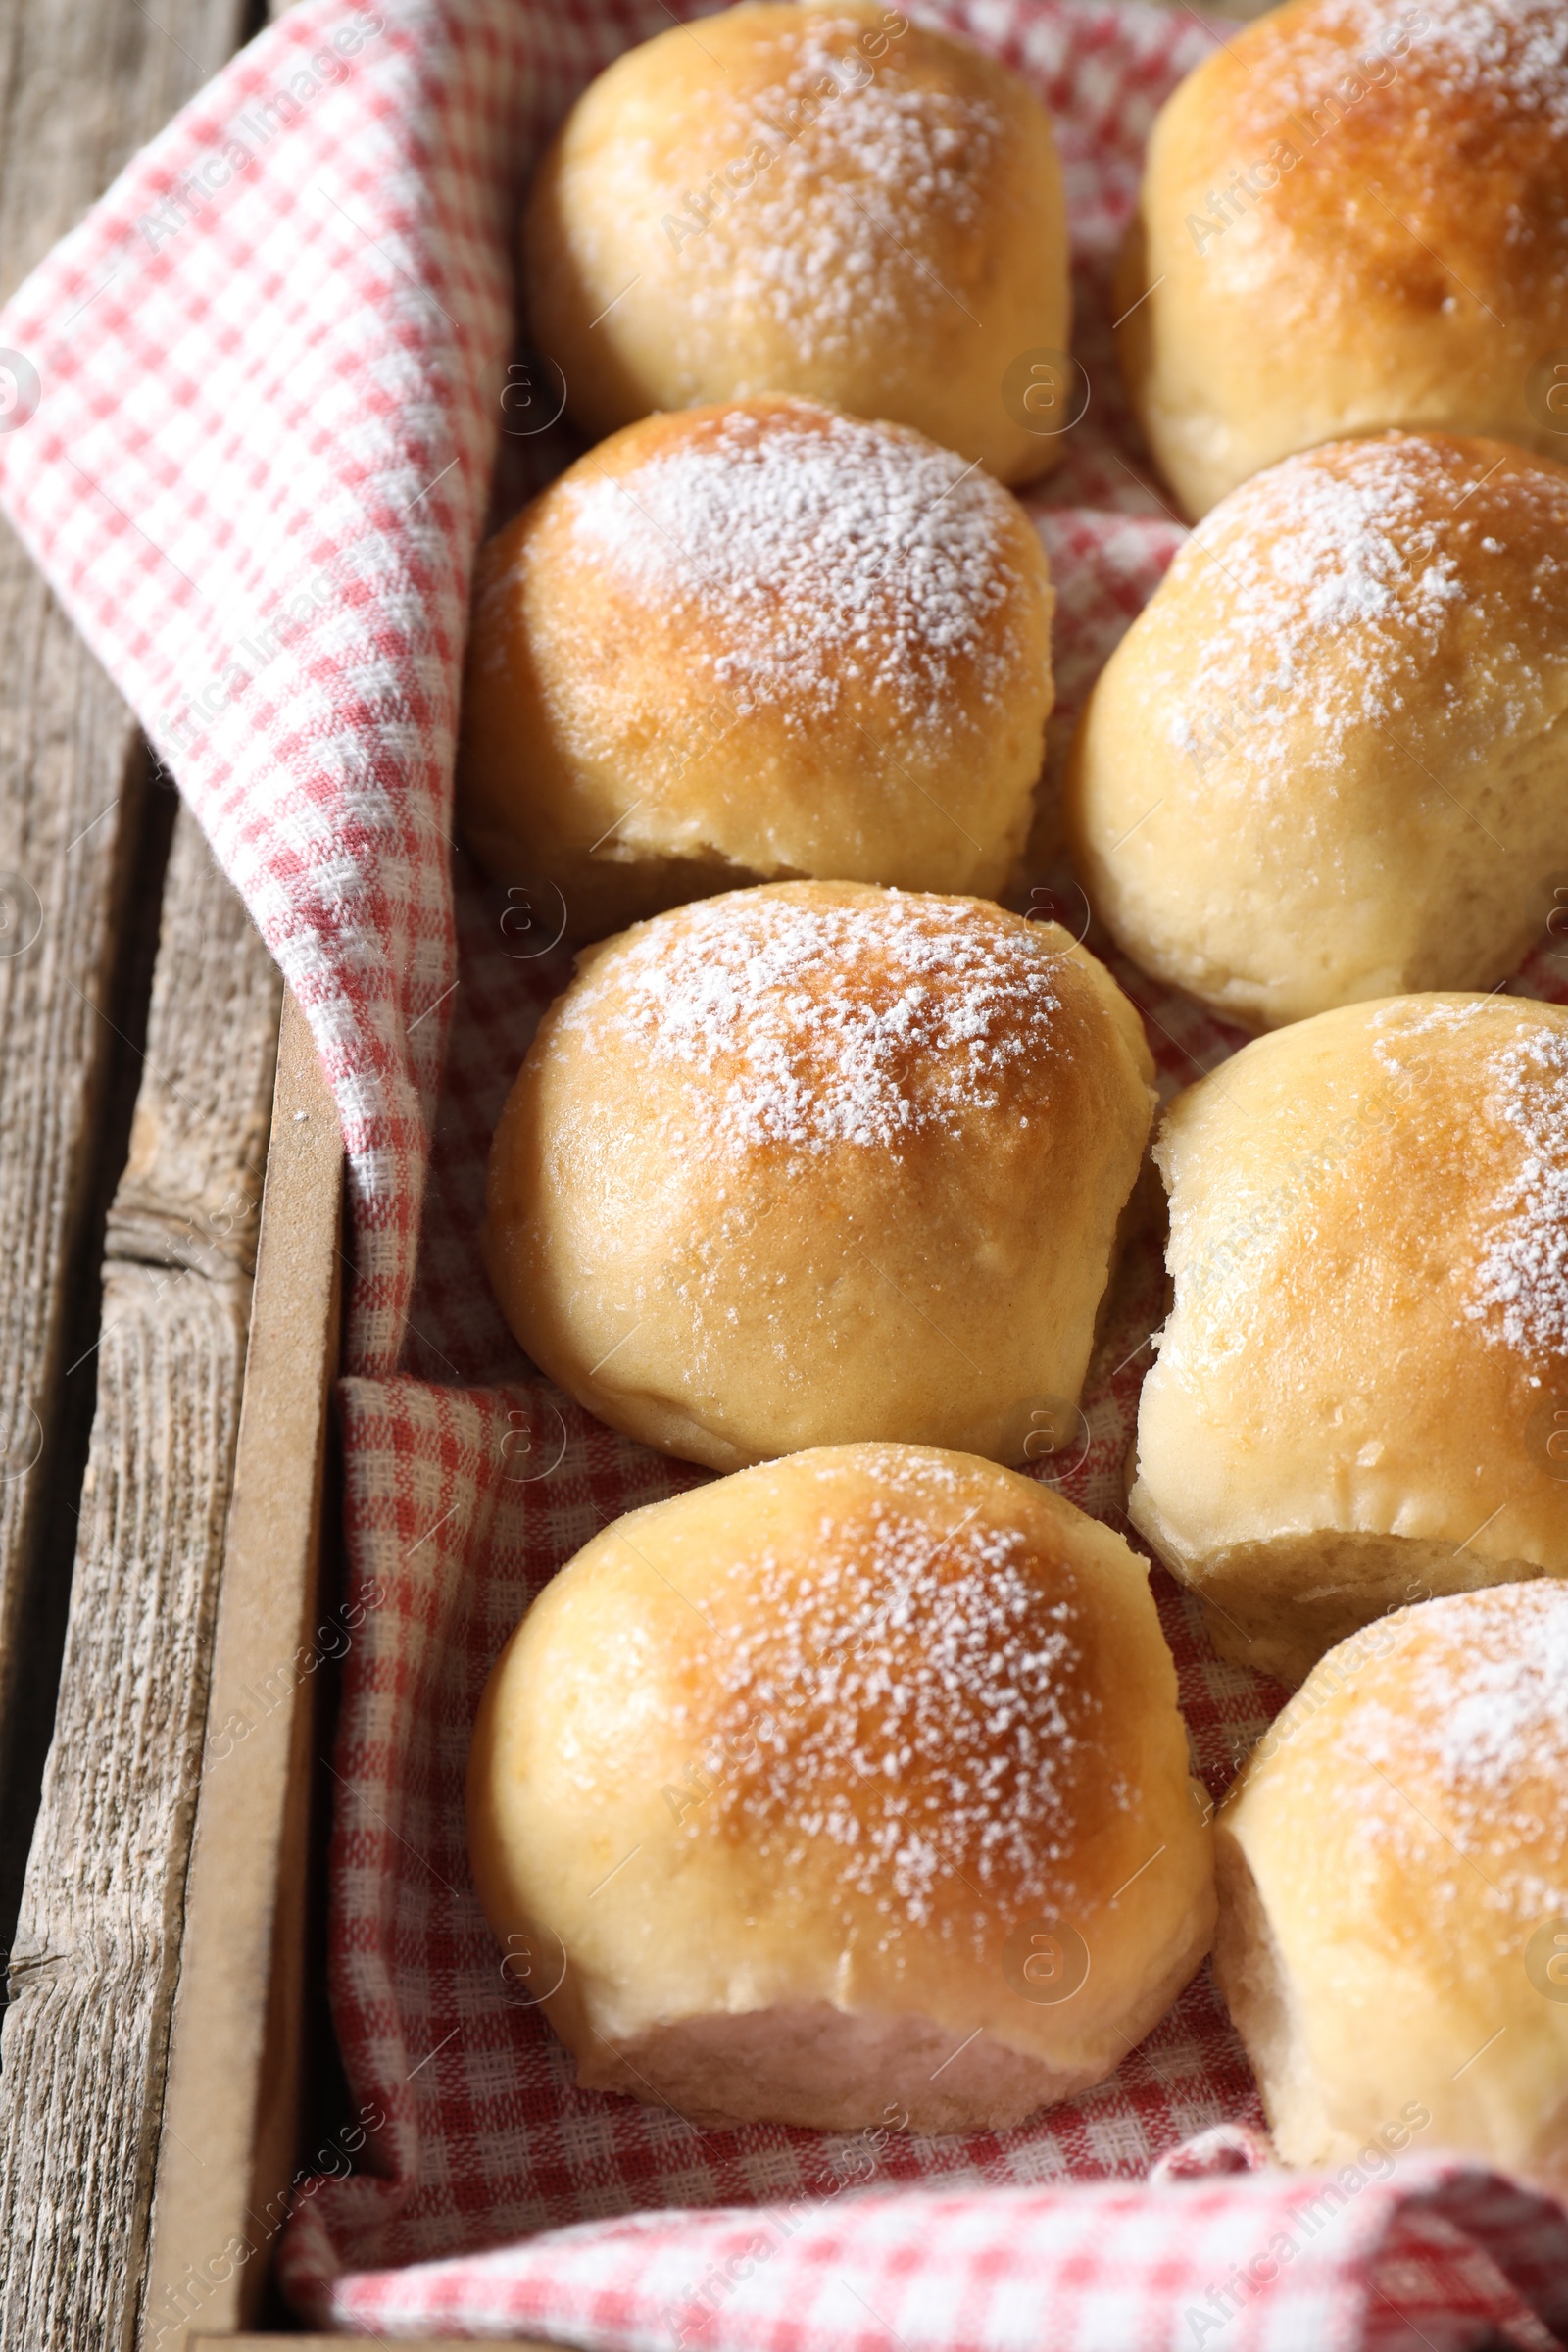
<box><xmin>0</xmin><ymin>1</ymin><xmax>1271</xmax><ymax>2347</ymax></box>
<box><xmin>0</xmin><ymin>7</ymin><xmax>346</xmax><ymax>2344</ymax></box>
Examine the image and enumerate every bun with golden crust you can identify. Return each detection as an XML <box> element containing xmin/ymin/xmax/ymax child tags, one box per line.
<box><xmin>468</xmin><ymin>1443</ymin><xmax>1216</xmax><ymax>2132</ymax></box>
<box><xmin>459</xmin><ymin>397</ymin><xmax>1054</xmax><ymax>942</ymax></box>
<box><xmin>1216</xmin><ymin>1583</ymin><xmax>1568</xmax><ymax>2194</ymax></box>
<box><xmin>1116</xmin><ymin>0</ymin><xmax>1568</xmax><ymax>517</ymax></box>
<box><xmin>524</xmin><ymin>2</ymin><xmax>1071</xmax><ymax>483</ymax></box>
<box><xmin>484</xmin><ymin>881</ymin><xmax>1155</xmax><ymax>1472</ymax></box>
<box><xmin>1131</xmin><ymin>992</ymin><xmax>1568</xmax><ymax>1689</ymax></box>
<box><xmin>1065</xmin><ymin>433</ymin><xmax>1568</xmax><ymax>1032</ymax></box>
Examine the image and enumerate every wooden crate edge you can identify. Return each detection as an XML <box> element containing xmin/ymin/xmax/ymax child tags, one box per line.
<box><xmin>140</xmin><ymin>991</ymin><xmax>344</xmax><ymax>2351</ymax></box>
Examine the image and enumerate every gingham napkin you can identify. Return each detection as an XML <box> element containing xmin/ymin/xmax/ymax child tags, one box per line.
<box><xmin>5</xmin><ymin>0</ymin><xmax>1568</xmax><ymax>2345</ymax></box>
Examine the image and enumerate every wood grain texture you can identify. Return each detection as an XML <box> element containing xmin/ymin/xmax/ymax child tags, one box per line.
<box><xmin>141</xmin><ymin>991</ymin><xmax>342</xmax><ymax>2352</ymax></box>
<box><xmin>0</xmin><ymin>0</ymin><xmax>257</xmax><ymax>1877</ymax></box>
<box><xmin>0</xmin><ymin>1</ymin><xmax>277</xmax><ymax>2344</ymax></box>
<box><xmin>0</xmin><ymin>808</ymin><xmax>281</xmax><ymax>2352</ymax></box>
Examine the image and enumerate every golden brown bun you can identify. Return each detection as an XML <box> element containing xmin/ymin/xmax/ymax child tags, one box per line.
<box><xmin>1065</xmin><ymin>433</ymin><xmax>1568</xmax><ymax>1031</ymax></box>
<box><xmin>468</xmin><ymin>1444</ymin><xmax>1215</xmax><ymax>2132</ymax></box>
<box><xmin>1130</xmin><ymin>994</ymin><xmax>1568</xmax><ymax>1688</ymax></box>
<box><xmin>458</xmin><ymin>398</ymin><xmax>1055</xmax><ymax>941</ymax></box>
<box><xmin>1216</xmin><ymin>1584</ymin><xmax>1568</xmax><ymax>2193</ymax></box>
<box><xmin>1117</xmin><ymin>0</ymin><xmax>1568</xmax><ymax>517</ymax></box>
<box><xmin>485</xmin><ymin>881</ymin><xmax>1155</xmax><ymax>1472</ymax></box>
<box><xmin>524</xmin><ymin>3</ymin><xmax>1071</xmax><ymax>484</ymax></box>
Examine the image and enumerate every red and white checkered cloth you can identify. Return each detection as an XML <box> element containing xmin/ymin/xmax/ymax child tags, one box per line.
<box><xmin>5</xmin><ymin>0</ymin><xmax>1568</xmax><ymax>2344</ymax></box>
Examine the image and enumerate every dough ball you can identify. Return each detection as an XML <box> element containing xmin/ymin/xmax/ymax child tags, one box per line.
<box><xmin>1066</xmin><ymin>433</ymin><xmax>1568</xmax><ymax>1032</ymax></box>
<box><xmin>485</xmin><ymin>881</ymin><xmax>1154</xmax><ymax>1470</ymax></box>
<box><xmin>460</xmin><ymin>397</ymin><xmax>1054</xmax><ymax>941</ymax></box>
<box><xmin>469</xmin><ymin>1443</ymin><xmax>1215</xmax><ymax>2132</ymax></box>
<box><xmin>1217</xmin><ymin>1582</ymin><xmax>1568</xmax><ymax>2196</ymax></box>
<box><xmin>1117</xmin><ymin>0</ymin><xmax>1568</xmax><ymax>516</ymax></box>
<box><xmin>524</xmin><ymin>3</ymin><xmax>1071</xmax><ymax>483</ymax></box>
<box><xmin>1131</xmin><ymin>992</ymin><xmax>1568</xmax><ymax>1688</ymax></box>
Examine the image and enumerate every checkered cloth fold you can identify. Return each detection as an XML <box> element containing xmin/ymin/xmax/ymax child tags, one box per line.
<box><xmin>4</xmin><ymin>0</ymin><xmax>1567</xmax><ymax>2343</ymax></box>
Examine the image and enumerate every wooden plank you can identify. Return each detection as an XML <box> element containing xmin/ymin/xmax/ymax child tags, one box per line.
<box><xmin>0</xmin><ymin>808</ymin><xmax>280</xmax><ymax>2351</ymax></box>
<box><xmin>0</xmin><ymin>0</ymin><xmax>257</xmax><ymax>1921</ymax></box>
<box><xmin>139</xmin><ymin>990</ymin><xmax>343</xmax><ymax>2352</ymax></box>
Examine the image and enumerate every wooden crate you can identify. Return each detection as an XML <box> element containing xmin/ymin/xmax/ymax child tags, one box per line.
<box><xmin>132</xmin><ymin>1002</ymin><xmax>541</xmax><ymax>2352</ymax></box>
<box><xmin>0</xmin><ymin>0</ymin><xmax>1282</xmax><ymax>2344</ymax></box>
<box><xmin>0</xmin><ymin>0</ymin><xmax>371</xmax><ymax>2331</ymax></box>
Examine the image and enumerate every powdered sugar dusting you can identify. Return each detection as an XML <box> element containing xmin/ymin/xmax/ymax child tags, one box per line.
<box><xmin>1163</xmin><ymin>437</ymin><xmax>1568</xmax><ymax>784</ymax></box>
<box><xmin>1270</xmin><ymin>0</ymin><xmax>1568</xmax><ymax>139</ymax></box>
<box><xmin>1370</xmin><ymin>997</ymin><xmax>1494</xmax><ymax>1055</ymax></box>
<box><xmin>565</xmin><ymin>889</ymin><xmax>1063</xmax><ymax>1157</ymax></box>
<box><xmin>1467</xmin><ymin>1025</ymin><xmax>1568</xmax><ymax>1358</ymax></box>
<box><xmin>1347</xmin><ymin>1587</ymin><xmax>1568</xmax><ymax>1915</ymax></box>
<box><xmin>1432</xmin><ymin>1595</ymin><xmax>1568</xmax><ymax>1793</ymax></box>
<box><xmin>563</xmin><ymin>401</ymin><xmax>1026</xmax><ymax>732</ymax></box>
<box><xmin>682</xmin><ymin>19</ymin><xmax>1005</xmax><ymax>363</ymax></box>
<box><xmin>682</xmin><ymin>1475</ymin><xmax>1121</xmax><ymax>1948</ymax></box>
<box><xmin>1367</xmin><ymin>1002</ymin><xmax>1568</xmax><ymax>1361</ymax></box>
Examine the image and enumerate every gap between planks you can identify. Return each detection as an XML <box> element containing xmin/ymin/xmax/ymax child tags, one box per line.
<box><xmin>0</xmin><ymin>808</ymin><xmax>282</xmax><ymax>2351</ymax></box>
<box><xmin>0</xmin><ymin>0</ymin><xmax>258</xmax><ymax>1947</ymax></box>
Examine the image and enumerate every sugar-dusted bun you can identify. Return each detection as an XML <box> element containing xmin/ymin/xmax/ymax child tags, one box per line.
<box><xmin>1216</xmin><ymin>1584</ymin><xmax>1568</xmax><ymax>2193</ymax></box>
<box><xmin>1065</xmin><ymin>433</ymin><xmax>1568</xmax><ymax>1031</ymax></box>
<box><xmin>485</xmin><ymin>882</ymin><xmax>1154</xmax><ymax>1472</ymax></box>
<box><xmin>524</xmin><ymin>4</ymin><xmax>1071</xmax><ymax>484</ymax></box>
<box><xmin>1130</xmin><ymin>993</ymin><xmax>1568</xmax><ymax>1689</ymax></box>
<box><xmin>458</xmin><ymin>398</ymin><xmax>1055</xmax><ymax>942</ymax></box>
<box><xmin>468</xmin><ymin>1443</ymin><xmax>1215</xmax><ymax>2132</ymax></box>
<box><xmin>1117</xmin><ymin>0</ymin><xmax>1568</xmax><ymax>517</ymax></box>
